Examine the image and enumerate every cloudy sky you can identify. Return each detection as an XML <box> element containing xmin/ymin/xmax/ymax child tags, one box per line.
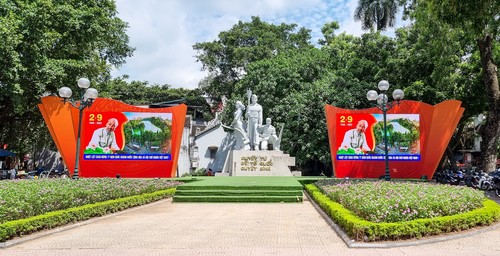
<box><xmin>111</xmin><ymin>0</ymin><xmax>405</xmax><ymax>89</ymax></box>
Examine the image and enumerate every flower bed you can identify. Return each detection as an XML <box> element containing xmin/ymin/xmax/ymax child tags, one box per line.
<box><xmin>307</xmin><ymin>180</ymin><xmax>500</xmax><ymax>241</ymax></box>
<box><xmin>317</xmin><ymin>179</ymin><xmax>484</xmax><ymax>223</ymax></box>
<box><xmin>0</xmin><ymin>178</ymin><xmax>182</xmax><ymax>223</ymax></box>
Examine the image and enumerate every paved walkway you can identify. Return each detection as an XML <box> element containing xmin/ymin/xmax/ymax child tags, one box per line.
<box><xmin>1</xmin><ymin>196</ymin><xmax>500</xmax><ymax>256</ymax></box>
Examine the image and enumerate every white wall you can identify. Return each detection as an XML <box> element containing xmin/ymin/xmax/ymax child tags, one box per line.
<box><xmin>194</xmin><ymin>125</ymin><xmax>234</xmax><ymax>173</ymax></box>
<box><xmin>176</xmin><ymin>125</ymin><xmax>191</xmax><ymax>177</ymax></box>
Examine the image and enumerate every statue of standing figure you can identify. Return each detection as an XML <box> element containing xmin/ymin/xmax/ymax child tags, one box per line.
<box><xmin>246</xmin><ymin>94</ymin><xmax>263</xmax><ymax>150</ymax></box>
<box><xmin>228</xmin><ymin>92</ymin><xmax>282</xmax><ymax>151</ymax></box>
<box><xmin>231</xmin><ymin>101</ymin><xmax>250</xmax><ymax>150</ymax></box>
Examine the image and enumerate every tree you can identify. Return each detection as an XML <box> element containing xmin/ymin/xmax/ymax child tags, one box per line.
<box><xmin>96</xmin><ymin>78</ymin><xmax>213</xmax><ymax>120</ymax></box>
<box><xmin>193</xmin><ymin>16</ymin><xmax>312</xmax><ymax>100</ymax></box>
<box><xmin>388</xmin><ymin>22</ymin><xmax>486</xmax><ymax>170</ymax></box>
<box><xmin>228</xmin><ymin>30</ymin><xmax>396</xmax><ymax>174</ymax></box>
<box><xmin>319</xmin><ymin>21</ymin><xmax>340</xmax><ymax>45</ymax></box>
<box><xmin>354</xmin><ymin>0</ymin><xmax>401</xmax><ymax>31</ymax></box>
<box><xmin>0</xmin><ymin>0</ymin><xmax>133</xmax><ymax>155</ymax></box>
<box><xmin>415</xmin><ymin>0</ymin><xmax>499</xmax><ymax>172</ymax></box>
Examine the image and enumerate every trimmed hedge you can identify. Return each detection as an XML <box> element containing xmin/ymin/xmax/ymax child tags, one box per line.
<box><xmin>0</xmin><ymin>188</ymin><xmax>176</xmax><ymax>242</ymax></box>
<box><xmin>305</xmin><ymin>184</ymin><xmax>500</xmax><ymax>241</ymax></box>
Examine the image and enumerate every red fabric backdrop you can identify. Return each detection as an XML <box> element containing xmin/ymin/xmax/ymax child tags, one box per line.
<box><xmin>325</xmin><ymin>100</ymin><xmax>463</xmax><ymax>179</ymax></box>
<box><xmin>39</xmin><ymin>96</ymin><xmax>187</xmax><ymax>178</ymax></box>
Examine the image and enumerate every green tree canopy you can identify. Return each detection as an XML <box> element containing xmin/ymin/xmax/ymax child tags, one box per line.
<box><xmin>224</xmin><ymin>30</ymin><xmax>397</xmax><ymax>174</ymax></box>
<box><xmin>193</xmin><ymin>16</ymin><xmax>313</xmax><ymax>100</ymax></box>
<box><xmin>412</xmin><ymin>0</ymin><xmax>500</xmax><ymax>172</ymax></box>
<box><xmin>354</xmin><ymin>0</ymin><xmax>402</xmax><ymax>31</ymax></box>
<box><xmin>96</xmin><ymin>78</ymin><xmax>213</xmax><ymax>120</ymax></box>
<box><xmin>0</xmin><ymin>0</ymin><xmax>134</xmax><ymax>155</ymax></box>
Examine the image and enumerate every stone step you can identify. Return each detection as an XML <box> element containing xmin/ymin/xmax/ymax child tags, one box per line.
<box><xmin>173</xmin><ymin>195</ymin><xmax>303</xmax><ymax>203</ymax></box>
<box><xmin>175</xmin><ymin>189</ymin><xmax>303</xmax><ymax>196</ymax></box>
<box><xmin>176</xmin><ymin>185</ymin><xmax>302</xmax><ymax>191</ymax></box>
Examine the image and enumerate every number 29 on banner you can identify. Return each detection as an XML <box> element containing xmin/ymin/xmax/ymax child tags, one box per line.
<box><xmin>89</xmin><ymin>113</ymin><xmax>103</xmax><ymax>122</ymax></box>
<box><xmin>339</xmin><ymin>115</ymin><xmax>353</xmax><ymax>125</ymax></box>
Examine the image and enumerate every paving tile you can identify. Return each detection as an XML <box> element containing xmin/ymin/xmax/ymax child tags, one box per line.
<box><xmin>1</xmin><ymin>198</ymin><xmax>500</xmax><ymax>256</ymax></box>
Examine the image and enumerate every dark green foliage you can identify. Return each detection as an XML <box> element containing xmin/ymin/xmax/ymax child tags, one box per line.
<box><xmin>0</xmin><ymin>188</ymin><xmax>176</xmax><ymax>242</ymax></box>
<box><xmin>193</xmin><ymin>16</ymin><xmax>312</xmax><ymax>99</ymax></box>
<box><xmin>414</xmin><ymin>0</ymin><xmax>500</xmax><ymax>172</ymax></box>
<box><xmin>0</xmin><ymin>0</ymin><xmax>133</xmax><ymax>155</ymax></box>
<box><xmin>192</xmin><ymin>12</ymin><xmax>496</xmax><ymax>172</ymax></box>
<box><xmin>305</xmin><ymin>184</ymin><xmax>500</xmax><ymax>241</ymax></box>
<box><xmin>354</xmin><ymin>0</ymin><xmax>402</xmax><ymax>31</ymax></box>
<box><xmin>95</xmin><ymin>79</ymin><xmax>213</xmax><ymax>120</ymax></box>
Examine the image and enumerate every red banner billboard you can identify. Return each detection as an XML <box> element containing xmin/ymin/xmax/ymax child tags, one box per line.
<box><xmin>39</xmin><ymin>96</ymin><xmax>187</xmax><ymax>178</ymax></box>
<box><xmin>336</xmin><ymin>113</ymin><xmax>421</xmax><ymax>161</ymax></box>
<box><xmin>325</xmin><ymin>100</ymin><xmax>463</xmax><ymax>179</ymax></box>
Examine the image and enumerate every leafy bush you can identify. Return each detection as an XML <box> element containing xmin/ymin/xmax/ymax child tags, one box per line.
<box><xmin>180</xmin><ymin>168</ymin><xmax>207</xmax><ymax>177</ymax></box>
<box><xmin>318</xmin><ymin>180</ymin><xmax>484</xmax><ymax>223</ymax></box>
<box><xmin>305</xmin><ymin>183</ymin><xmax>500</xmax><ymax>241</ymax></box>
<box><xmin>193</xmin><ymin>168</ymin><xmax>207</xmax><ymax>176</ymax></box>
<box><xmin>0</xmin><ymin>179</ymin><xmax>182</xmax><ymax>223</ymax></box>
<box><xmin>0</xmin><ymin>188</ymin><xmax>176</xmax><ymax>242</ymax></box>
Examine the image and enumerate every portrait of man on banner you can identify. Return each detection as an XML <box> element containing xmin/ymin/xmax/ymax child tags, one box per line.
<box><xmin>335</xmin><ymin>113</ymin><xmax>421</xmax><ymax>161</ymax></box>
<box><xmin>86</xmin><ymin>118</ymin><xmax>121</xmax><ymax>152</ymax></box>
<box><xmin>336</xmin><ymin>114</ymin><xmax>376</xmax><ymax>155</ymax></box>
<box><xmin>339</xmin><ymin>119</ymin><xmax>371</xmax><ymax>152</ymax></box>
<box><xmin>84</xmin><ymin>113</ymin><xmax>126</xmax><ymax>154</ymax></box>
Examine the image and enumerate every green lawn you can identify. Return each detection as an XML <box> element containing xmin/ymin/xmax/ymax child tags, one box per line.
<box><xmin>173</xmin><ymin>176</ymin><xmax>304</xmax><ymax>202</ymax></box>
<box><xmin>176</xmin><ymin>176</ymin><xmax>303</xmax><ymax>189</ymax></box>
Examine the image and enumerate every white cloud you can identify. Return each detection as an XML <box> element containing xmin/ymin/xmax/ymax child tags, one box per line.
<box><xmin>111</xmin><ymin>0</ymin><xmax>408</xmax><ymax>89</ymax></box>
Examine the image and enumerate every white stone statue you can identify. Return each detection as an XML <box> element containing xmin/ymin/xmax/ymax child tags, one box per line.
<box><xmin>222</xmin><ymin>92</ymin><xmax>284</xmax><ymax>152</ymax></box>
<box><xmin>231</xmin><ymin>101</ymin><xmax>250</xmax><ymax>150</ymax></box>
<box><xmin>246</xmin><ymin>94</ymin><xmax>263</xmax><ymax>150</ymax></box>
<box><xmin>259</xmin><ymin>117</ymin><xmax>280</xmax><ymax>150</ymax></box>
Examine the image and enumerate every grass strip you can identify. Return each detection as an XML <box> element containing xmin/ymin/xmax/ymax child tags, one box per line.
<box><xmin>173</xmin><ymin>195</ymin><xmax>302</xmax><ymax>203</ymax></box>
<box><xmin>175</xmin><ymin>189</ymin><xmax>303</xmax><ymax>196</ymax></box>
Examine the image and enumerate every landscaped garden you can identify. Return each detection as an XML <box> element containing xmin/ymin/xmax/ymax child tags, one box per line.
<box><xmin>0</xmin><ymin>178</ymin><xmax>182</xmax><ymax>242</ymax></box>
<box><xmin>1</xmin><ymin>177</ymin><xmax>500</xmax><ymax>244</ymax></box>
<box><xmin>306</xmin><ymin>179</ymin><xmax>500</xmax><ymax>242</ymax></box>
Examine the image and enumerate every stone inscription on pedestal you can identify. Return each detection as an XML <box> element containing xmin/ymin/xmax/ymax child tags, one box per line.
<box><xmin>230</xmin><ymin>150</ymin><xmax>295</xmax><ymax>176</ymax></box>
<box><xmin>240</xmin><ymin>156</ymin><xmax>273</xmax><ymax>172</ymax></box>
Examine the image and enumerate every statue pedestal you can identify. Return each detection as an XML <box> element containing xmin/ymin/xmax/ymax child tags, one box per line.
<box><xmin>219</xmin><ymin>150</ymin><xmax>297</xmax><ymax>176</ymax></box>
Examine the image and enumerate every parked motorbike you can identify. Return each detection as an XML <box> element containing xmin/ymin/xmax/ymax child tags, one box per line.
<box><xmin>490</xmin><ymin>171</ymin><xmax>500</xmax><ymax>197</ymax></box>
<box><xmin>435</xmin><ymin>169</ymin><xmax>462</xmax><ymax>185</ymax></box>
<box><xmin>40</xmin><ymin>168</ymin><xmax>70</xmax><ymax>179</ymax></box>
<box><xmin>464</xmin><ymin>169</ymin><xmax>484</xmax><ymax>189</ymax></box>
<box><xmin>478</xmin><ymin>174</ymin><xmax>493</xmax><ymax>190</ymax></box>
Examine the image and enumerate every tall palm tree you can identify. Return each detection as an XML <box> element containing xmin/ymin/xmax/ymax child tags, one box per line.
<box><xmin>354</xmin><ymin>0</ymin><xmax>400</xmax><ymax>31</ymax></box>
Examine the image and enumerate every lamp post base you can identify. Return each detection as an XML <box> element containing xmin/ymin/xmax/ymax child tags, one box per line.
<box><xmin>72</xmin><ymin>169</ymin><xmax>79</xmax><ymax>179</ymax></box>
<box><xmin>384</xmin><ymin>173</ymin><xmax>391</xmax><ymax>181</ymax></box>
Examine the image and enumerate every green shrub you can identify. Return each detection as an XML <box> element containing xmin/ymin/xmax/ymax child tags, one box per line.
<box><xmin>318</xmin><ymin>180</ymin><xmax>484</xmax><ymax>223</ymax></box>
<box><xmin>192</xmin><ymin>168</ymin><xmax>207</xmax><ymax>176</ymax></box>
<box><xmin>305</xmin><ymin>184</ymin><xmax>500</xmax><ymax>241</ymax></box>
<box><xmin>0</xmin><ymin>188</ymin><xmax>176</xmax><ymax>242</ymax></box>
<box><xmin>0</xmin><ymin>179</ymin><xmax>182</xmax><ymax>223</ymax></box>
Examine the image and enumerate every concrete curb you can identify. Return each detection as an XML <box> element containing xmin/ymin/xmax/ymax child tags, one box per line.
<box><xmin>304</xmin><ymin>190</ymin><xmax>500</xmax><ymax>248</ymax></box>
<box><xmin>0</xmin><ymin>198</ymin><xmax>172</xmax><ymax>248</ymax></box>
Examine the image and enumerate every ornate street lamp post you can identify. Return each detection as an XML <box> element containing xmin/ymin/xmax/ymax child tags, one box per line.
<box><xmin>58</xmin><ymin>78</ymin><xmax>98</xmax><ymax>179</ymax></box>
<box><xmin>366</xmin><ymin>80</ymin><xmax>404</xmax><ymax>181</ymax></box>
